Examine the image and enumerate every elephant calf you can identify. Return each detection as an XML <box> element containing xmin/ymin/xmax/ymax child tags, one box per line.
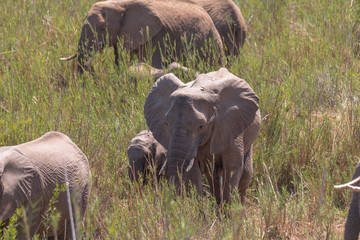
<box><xmin>0</xmin><ymin>131</ymin><xmax>91</xmax><ymax>239</ymax></box>
<box><xmin>144</xmin><ymin>68</ymin><xmax>261</xmax><ymax>205</ymax></box>
<box><xmin>127</xmin><ymin>130</ymin><xmax>166</xmax><ymax>183</ymax></box>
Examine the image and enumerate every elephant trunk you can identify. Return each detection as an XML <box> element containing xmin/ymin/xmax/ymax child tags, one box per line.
<box><xmin>345</xmin><ymin>193</ymin><xmax>360</xmax><ymax>240</ymax></box>
<box><xmin>235</xmin><ymin>27</ymin><xmax>246</xmax><ymax>49</ymax></box>
<box><xmin>345</xmin><ymin>165</ymin><xmax>360</xmax><ymax>240</ymax></box>
<box><xmin>166</xmin><ymin>134</ymin><xmax>195</xmax><ymax>188</ymax></box>
<box><xmin>76</xmin><ymin>24</ymin><xmax>98</xmax><ymax>74</ymax></box>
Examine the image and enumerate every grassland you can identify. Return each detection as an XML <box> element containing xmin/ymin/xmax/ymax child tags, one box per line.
<box><xmin>1</xmin><ymin>0</ymin><xmax>360</xmax><ymax>239</ymax></box>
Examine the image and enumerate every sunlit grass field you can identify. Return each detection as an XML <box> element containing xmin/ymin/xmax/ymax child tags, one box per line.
<box><xmin>1</xmin><ymin>0</ymin><xmax>360</xmax><ymax>238</ymax></box>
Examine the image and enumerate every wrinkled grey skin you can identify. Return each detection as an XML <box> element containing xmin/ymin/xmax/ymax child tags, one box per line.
<box><xmin>345</xmin><ymin>160</ymin><xmax>360</xmax><ymax>240</ymax></box>
<box><xmin>144</xmin><ymin>68</ymin><xmax>260</xmax><ymax>204</ymax></box>
<box><xmin>183</xmin><ymin>0</ymin><xmax>247</xmax><ymax>56</ymax></box>
<box><xmin>0</xmin><ymin>131</ymin><xmax>91</xmax><ymax>239</ymax></box>
<box><xmin>155</xmin><ymin>0</ymin><xmax>247</xmax><ymax>55</ymax></box>
<box><xmin>63</xmin><ymin>0</ymin><xmax>223</xmax><ymax>74</ymax></box>
<box><xmin>128</xmin><ymin>130</ymin><xmax>166</xmax><ymax>183</ymax></box>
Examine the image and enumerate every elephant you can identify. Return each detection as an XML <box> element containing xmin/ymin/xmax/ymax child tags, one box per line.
<box><xmin>60</xmin><ymin>0</ymin><xmax>224</xmax><ymax>74</ymax></box>
<box><xmin>191</xmin><ymin>0</ymin><xmax>247</xmax><ymax>56</ymax></box>
<box><xmin>162</xmin><ymin>0</ymin><xmax>247</xmax><ymax>56</ymax></box>
<box><xmin>334</xmin><ymin>161</ymin><xmax>360</xmax><ymax>239</ymax></box>
<box><xmin>127</xmin><ymin>130</ymin><xmax>166</xmax><ymax>183</ymax></box>
<box><xmin>0</xmin><ymin>131</ymin><xmax>91</xmax><ymax>239</ymax></box>
<box><xmin>144</xmin><ymin>68</ymin><xmax>260</xmax><ymax>204</ymax></box>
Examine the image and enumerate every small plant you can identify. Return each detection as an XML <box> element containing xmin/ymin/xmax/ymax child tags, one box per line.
<box><xmin>0</xmin><ymin>208</ymin><xmax>22</xmax><ymax>239</ymax></box>
<box><xmin>40</xmin><ymin>184</ymin><xmax>66</xmax><ymax>238</ymax></box>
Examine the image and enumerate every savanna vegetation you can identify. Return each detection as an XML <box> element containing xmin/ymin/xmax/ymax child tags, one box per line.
<box><xmin>1</xmin><ymin>0</ymin><xmax>360</xmax><ymax>239</ymax></box>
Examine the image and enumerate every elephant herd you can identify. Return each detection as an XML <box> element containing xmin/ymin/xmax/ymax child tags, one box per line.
<box><xmin>60</xmin><ymin>0</ymin><xmax>246</xmax><ymax>73</ymax></box>
<box><xmin>0</xmin><ymin>0</ymin><xmax>359</xmax><ymax>239</ymax></box>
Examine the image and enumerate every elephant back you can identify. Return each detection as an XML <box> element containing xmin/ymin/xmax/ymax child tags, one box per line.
<box><xmin>14</xmin><ymin>131</ymin><xmax>91</xmax><ymax>237</ymax></box>
<box><xmin>150</xmin><ymin>0</ymin><xmax>224</xmax><ymax>62</ymax></box>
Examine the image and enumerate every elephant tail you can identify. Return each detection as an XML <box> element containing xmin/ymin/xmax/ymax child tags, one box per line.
<box><xmin>60</xmin><ymin>54</ymin><xmax>77</xmax><ymax>61</ymax></box>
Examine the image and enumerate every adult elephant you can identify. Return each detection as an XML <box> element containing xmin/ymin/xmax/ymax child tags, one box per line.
<box><xmin>0</xmin><ymin>131</ymin><xmax>91</xmax><ymax>239</ymax></box>
<box><xmin>185</xmin><ymin>0</ymin><xmax>248</xmax><ymax>56</ymax></box>
<box><xmin>144</xmin><ymin>68</ymin><xmax>260</xmax><ymax>204</ymax></box>
<box><xmin>61</xmin><ymin>0</ymin><xmax>224</xmax><ymax>74</ymax></box>
<box><xmin>334</xmin><ymin>161</ymin><xmax>360</xmax><ymax>239</ymax></box>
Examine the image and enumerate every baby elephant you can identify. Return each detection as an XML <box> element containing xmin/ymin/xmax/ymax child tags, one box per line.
<box><xmin>0</xmin><ymin>131</ymin><xmax>91</xmax><ymax>239</ymax></box>
<box><xmin>127</xmin><ymin>130</ymin><xmax>166</xmax><ymax>183</ymax></box>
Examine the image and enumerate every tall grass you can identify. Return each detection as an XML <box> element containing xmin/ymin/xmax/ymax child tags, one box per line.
<box><xmin>1</xmin><ymin>0</ymin><xmax>360</xmax><ymax>238</ymax></box>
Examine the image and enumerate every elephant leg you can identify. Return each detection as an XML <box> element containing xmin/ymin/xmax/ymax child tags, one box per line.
<box><xmin>238</xmin><ymin>148</ymin><xmax>253</xmax><ymax>204</ymax></box>
<box><xmin>204</xmin><ymin>158</ymin><xmax>222</xmax><ymax>204</ymax></box>
<box><xmin>114</xmin><ymin>44</ymin><xmax>119</xmax><ymax>66</ymax></box>
<box><xmin>221</xmin><ymin>143</ymin><xmax>244</xmax><ymax>204</ymax></box>
<box><xmin>55</xmin><ymin>220</ymin><xmax>73</xmax><ymax>240</ymax></box>
<box><xmin>16</xmin><ymin>207</ymin><xmax>41</xmax><ymax>239</ymax></box>
<box><xmin>214</xmin><ymin>163</ymin><xmax>223</xmax><ymax>205</ymax></box>
<box><xmin>345</xmin><ymin>193</ymin><xmax>360</xmax><ymax>240</ymax></box>
<box><xmin>149</xmin><ymin>29</ymin><xmax>176</xmax><ymax>68</ymax></box>
<box><xmin>185</xmin><ymin>161</ymin><xmax>202</xmax><ymax>195</ymax></box>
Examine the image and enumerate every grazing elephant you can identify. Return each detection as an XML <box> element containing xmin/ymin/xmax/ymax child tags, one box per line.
<box><xmin>144</xmin><ymin>68</ymin><xmax>260</xmax><ymax>204</ymax></box>
<box><xmin>0</xmin><ymin>131</ymin><xmax>91</xmax><ymax>239</ymax></box>
<box><xmin>334</xmin><ymin>161</ymin><xmax>360</xmax><ymax>240</ymax></box>
<box><xmin>171</xmin><ymin>0</ymin><xmax>247</xmax><ymax>56</ymax></box>
<box><xmin>127</xmin><ymin>130</ymin><xmax>166</xmax><ymax>183</ymax></box>
<box><xmin>60</xmin><ymin>0</ymin><xmax>224</xmax><ymax>74</ymax></box>
<box><xmin>192</xmin><ymin>0</ymin><xmax>247</xmax><ymax>56</ymax></box>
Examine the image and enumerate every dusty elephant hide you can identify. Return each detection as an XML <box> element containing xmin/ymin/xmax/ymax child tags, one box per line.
<box><xmin>0</xmin><ymin>131</ymin><xmax>91</xmax><ymax>239</ymax></box>
<box><xmin>153</xmin><ymin>0</ymin><xmax>247</xmax><ymax>55</ymax></box>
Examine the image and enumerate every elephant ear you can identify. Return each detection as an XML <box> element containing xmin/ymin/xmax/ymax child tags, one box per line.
<box><xmin>0</xmin><ymin>149</ymin><xmax>37</xmax><ymax>221</ymax></box>
<box><xmin>118</xmin><ymin>2</ymin><xmax>163</xmax><ymax>50</ymax></box>
<box><xmin>207</xmin><ymin>69</ymin><xmax>259</xmax><ymax>154</ymax></box>
<box><xmin>144</xmin><ymin>74</ymin><xmax>185</xmax><ymax>148</ymax></box>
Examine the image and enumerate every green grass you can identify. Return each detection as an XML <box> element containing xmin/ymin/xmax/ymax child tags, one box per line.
<box><xmin>1</xmin><ymin>0</ymin><xmax>360</xmax><ymax>238</ymax></box>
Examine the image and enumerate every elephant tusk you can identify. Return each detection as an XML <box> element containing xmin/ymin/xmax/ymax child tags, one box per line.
<box><xmin>60</xmin><ymin>54</ymin><xmax>77</xmax><ymax>61</ymax></box>
<box><xmin>159</xmin><ymin>158</ymin><xmax>168</xmax><ymax>175</ymax></box>
<box><xmin>186</xmin><ymin>159</ymin><xmax>194</xmax><ymax>172</ymax></box>
<box><xmin>334</xmin><ymin>176</ymin><xmax>360</xmax><ymax>192</ymax></box>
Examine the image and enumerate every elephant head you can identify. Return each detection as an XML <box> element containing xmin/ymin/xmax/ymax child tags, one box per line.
<box><xmin>128</xmin><ymin>130</ymin><xmax>166</xmax><ymax>183</ymax></box>
<box><xmin>75</xmin><ymin>0</ymin><xmax>162</xmax><ymax>73</ymax></box>
<box><xmin>144</xmin><ymin>68</ymin><xmax>259</xmax><ymax>188</ymax></box>
<box><xmin>0</xmin><ymin>149</ymin><xmax>39</xmax><ymax>225</ymax></box>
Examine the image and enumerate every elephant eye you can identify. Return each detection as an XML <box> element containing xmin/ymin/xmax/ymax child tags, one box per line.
<box><xmin>199</xmin><ymin>124</ymin><xmax>204</xmax><ymax>130</ymax></box>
